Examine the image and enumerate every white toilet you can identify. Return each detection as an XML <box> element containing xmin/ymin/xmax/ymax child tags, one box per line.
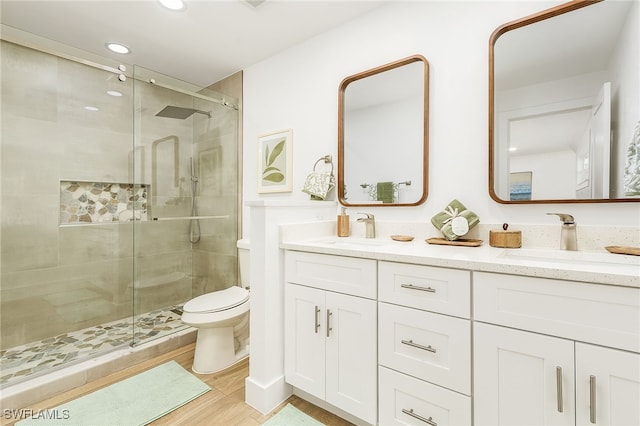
<box><xmin>181</xmin><ymin>239</ymin><xmax>250</xmax><ymax>374</ymax></box>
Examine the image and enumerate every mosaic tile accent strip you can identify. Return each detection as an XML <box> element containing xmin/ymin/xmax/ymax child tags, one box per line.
<box><xmin>0</xmin><ymin>305</ymin><xmax>186</xmax><ymax>388</ymax></box>
<box><xmin>60</xmin><ymin>181</ymin><xmax>148</xmax><ymax>224</ymax></box>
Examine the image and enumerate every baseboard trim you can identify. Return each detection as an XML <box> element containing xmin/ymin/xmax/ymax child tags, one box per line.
<box><xmin>292</xmin><ymin>387</ymin><xmax>373</xmax><ymax>426</ymax></box>
<box><xmin>244</xmin><ymin>374</ymin><xmax>292</xmax><ymax>414</ymax></box>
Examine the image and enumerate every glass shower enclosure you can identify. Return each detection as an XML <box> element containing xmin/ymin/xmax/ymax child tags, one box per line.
<box><xmin>0</xmin><ymin>37</ymin><xmax>239</xmax><ymax>387</ymax></box>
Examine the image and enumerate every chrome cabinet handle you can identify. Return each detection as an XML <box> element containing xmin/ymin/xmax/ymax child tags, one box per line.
<box><xmin>590</xmin><ymin>375</ymin><xmax>597</xmax><ymax>424</ymax></box>
<box><xmin>401</xmin><ymin>339</ymin><xmax>436</xmax><ymax>353</ymax></box>
<box><xmin>401</xmin><ymin>283</ymin><xmax>436</xmax><ymax>293</ymax></box>
<box><xmin>402</xmin><ymin>408</ymin><xmax>437</xmax><ymax>426</ymax></box>
<box><xmin>314</xmin><ymin>306</ymin><xmax>320</xmax><ymax>333</ymax></box>
<box><xmin>556</xmin><ymin>366</ymin><xmax>563</xmax><ymax>413</ymax></box>
<box><xmin>326</xmin><ymin>309</ymin><xmax>332</xmax><ymax>338</ymax></box>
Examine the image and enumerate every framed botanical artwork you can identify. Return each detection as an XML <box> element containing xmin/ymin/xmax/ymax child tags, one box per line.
<box><xmin>257</xmin><ymin>129</ymin><xmax>293</xmax><ymax>193</ymax></box>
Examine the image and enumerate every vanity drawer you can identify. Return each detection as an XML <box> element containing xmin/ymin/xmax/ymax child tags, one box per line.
<box><xmin>378</xmin><ymin>302</ymin><xmax>471</xmax><ymax>395</ymax></box>
<box><xmin>379</xmin><ymin>366</ymin><xmax>471</xmax><ymax>426</ymax></box>
<box><xmin>285</xmin><ymin>251</ymin><xmax>377</xmax><ymax>299</ymax></box>
<box><xmin>378</xmin><ymin>261</ymin><xmax>470</xmax><ymax>318</ymax></box>
<box><xmin>474</xmin><ymin>272</ymin><xmax>640</xmax><ymax>353</ymax></box>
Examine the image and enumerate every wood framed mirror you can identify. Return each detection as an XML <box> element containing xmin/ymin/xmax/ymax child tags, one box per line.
<box><xmin>489</xmin><ymin>0</ymin><xmax>639</xmax><ymax>203</ymax></box>
<box><xmin>338</xmin><ymin>55</ymin><xmax>429</xmax><ymax>206</ymax></box>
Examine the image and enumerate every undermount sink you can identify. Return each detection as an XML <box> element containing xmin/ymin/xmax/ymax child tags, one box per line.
<box><xmin>498</xmin><ymin>248</ymin><xmax>640</xmax><ymax>267</ymax></box>
<box><xmin>312</xmin><ymin>237</ymin><xmax>389</xmax><ymax>248</ymax></box>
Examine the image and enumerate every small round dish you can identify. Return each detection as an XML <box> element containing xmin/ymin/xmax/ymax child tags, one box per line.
<box><xmin>390</xmin><ymin>235</ymin><xmax>414</xmax><ymax>242</ymax></box>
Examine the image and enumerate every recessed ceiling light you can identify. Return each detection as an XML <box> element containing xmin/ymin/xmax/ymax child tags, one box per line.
<box><xmin>159</xmin><ymin>0</ymin><xmax>185</xmax><ymax>11</ymax></box>
<box><xmin>107</xmin><ymin>90</ymin><xmax>123</xmax><ymax>97</ymax></box>
<box><xmin>106</xmin><ymin>43</ymin><xmax>130</xmax><ymax>54</ymax></box>
<box><xmin>85</xmin><ymin>106</ymin><xmax>99</xmax><ymax>111</ymax></box>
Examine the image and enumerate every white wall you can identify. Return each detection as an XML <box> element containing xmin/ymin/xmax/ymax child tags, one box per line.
<box><xmin>243</xmin><ymin>0</ymin><xmax>640</xmax><ymax>235</ymax></box>
<box><xmin>511</xmin><ymin>150</ymin><xmax>576</xmax><ymax>200</ymax></box>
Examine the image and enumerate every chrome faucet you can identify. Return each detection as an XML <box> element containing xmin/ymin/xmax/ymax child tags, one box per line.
<box><xmin>357</xmin><ymin>213</ymin><xmax>376</xmax><ymax>238</ymax></box>
<box><xmin>547</xmin><ymin>213</ymin><xmax>577</xmax><ymax>251</ymax></box>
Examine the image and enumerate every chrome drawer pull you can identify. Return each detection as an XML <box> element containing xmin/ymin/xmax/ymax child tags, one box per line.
<box><xmin>326</xmin><ymin>309</ymin><xmax>333</xmax><ymax>338</ymax></box>
<box><xmin>401</xmin><ymin>283</ymin><xmax>436</xmax><ymax>293</ymax></box>
<box><xmin>401</xmin><ymin>339</ymin><xmax>436</xmax><ymax>353</ymax></box>
<box><xmin>590</xmin><ymin>375</ymin><xmax>597</xmax><ymax>424</ymax></box>
<box><xmin>402</xmin><ymin>408</ymin><xmax>437</xmax><ymax>426</ymax></box>
<box><xmin>314</xmin><ymin>306</ymin><xmax>320</xmax><ymax>333</ymax></box>
<box><xmin>556</xmin><ymin>366</ymin><xmax>563</xmax><ymax>412</ymax></box>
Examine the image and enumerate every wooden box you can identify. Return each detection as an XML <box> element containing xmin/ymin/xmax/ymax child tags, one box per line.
<box><xmin>489</xmin><ymin>230</ymin><xmax>522</xmax><ymax>248</ymax></box>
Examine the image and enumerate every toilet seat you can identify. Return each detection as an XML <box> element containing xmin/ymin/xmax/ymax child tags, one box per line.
<box><xmin>183</xmin><ymin>286</ymin><xmax>249</xmax><ymax>314</ymax></box>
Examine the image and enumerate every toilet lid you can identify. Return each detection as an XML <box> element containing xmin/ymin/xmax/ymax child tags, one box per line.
<box><xmin>183</xmin><ymin>286</ymin><xmax>249</xmax><ymax>314</ymax></box>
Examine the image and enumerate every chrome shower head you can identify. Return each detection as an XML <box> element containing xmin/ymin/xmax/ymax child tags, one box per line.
<box><xmin>155</xmin><ymin>106</ymin><xmax>211</xmax><ymax>119</ymax></box>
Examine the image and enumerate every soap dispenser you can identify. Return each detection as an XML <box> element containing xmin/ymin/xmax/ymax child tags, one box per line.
<box><xmin>337</xmin><ymin>207</ymin><xmax>350</xmax><ymax>237</ymax></box>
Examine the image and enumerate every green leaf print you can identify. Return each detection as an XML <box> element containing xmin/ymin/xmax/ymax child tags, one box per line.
<box><xmin>267</xmin><ymin>139</ymin><xmax>285</xmax><ymax>166</ymax></box>
<box><xmin>263</xmin><ymin>172</ymin><xmax>285</xmax><ymax>183</ymax></box>
<box><xmin>262</xmin><ymin>138</ymin><xmax>287</xmax><ymax>184</ymax></box>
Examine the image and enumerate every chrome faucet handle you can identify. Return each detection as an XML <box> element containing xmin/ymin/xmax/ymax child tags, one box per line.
<box><xmin>356</xmin><ymin>213</ymin><xmax>375</xmax><ymax>238</ymax></box>
<box><xmin>356</xmin><ymin>212</ymin><xmax>375</xmax><ymax>221</ymax></box>
<box><xmin>547</xmin><ymin>213</ymin><xmax>575</xmax><ymax>224</ymax></box>
<box><xmin>548</xmin><ymin>213</ymin><xmax>578</xmax><ymax>251</ymax></box>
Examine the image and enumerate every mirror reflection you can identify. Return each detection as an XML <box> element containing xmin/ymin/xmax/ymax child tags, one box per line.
<box><xmin>338</xmin><ymin>55</ymin><xmax>428</xmax><ymax>206</ymax></box>
<box><xmin>490</xmin><ymin>0</ymin><xmax>639</xmax><ymax>203</ymax></box>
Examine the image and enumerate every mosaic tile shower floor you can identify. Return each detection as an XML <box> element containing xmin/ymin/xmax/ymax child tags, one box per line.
<box><xmin>0</xmin><ymin>305</ymin><xmax>186</xmax><ymax>388</ymax></box>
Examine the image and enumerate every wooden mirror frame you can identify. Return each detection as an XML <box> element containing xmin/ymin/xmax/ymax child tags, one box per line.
<box><xmin>338</xmin><ymin>55</ymin><xmax>429</xmax><ymax>207</ymax></box>
<box><xmin>488</xmin><ymin>0</ymin><xmax>639</xmax><ymax>204</ymax></box>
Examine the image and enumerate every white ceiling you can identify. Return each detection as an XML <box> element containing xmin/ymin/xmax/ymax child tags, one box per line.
<box><xmin>0</xmin><ymin>0</ymin><xmax>386</xmax><ymax>87</ymax></box>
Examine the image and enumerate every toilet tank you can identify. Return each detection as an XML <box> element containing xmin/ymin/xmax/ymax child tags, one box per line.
<box><xmin>237</xmin><ymin>239</ymin><xmax>250</xmax><ymax>287</ymax></box>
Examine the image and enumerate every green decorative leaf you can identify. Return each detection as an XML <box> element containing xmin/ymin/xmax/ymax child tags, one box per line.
<box><xmin>263</xmin><ymin>166</ymin><xmax>280</xmax><ymax>175</ymax></box>
<box><xmin>267</xmin><ymin>139</ymin><xmax>285</xmax><ymax>166</ymax></box>
<box><xmin>263</xmin><ymin>172</ymin><xmax>285</xmax><ymax>183</ymax></box>
<box><xmin>264</xmin><ymin>145</ymin><xmax>270</xmax><ymax>166</ymax></box>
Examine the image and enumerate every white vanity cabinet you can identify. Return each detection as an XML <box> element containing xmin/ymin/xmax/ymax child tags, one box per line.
<box><xmin>284</xmin><ymin>251</ymin><xmax>378</xmax><ymax>425</ymax></box>
<box><xmin>474</xmin><ymin>272</ymin><xmax>640</xmax><ymax>426</ymax></box>
<box><xmin>281</xmin><ymin>241</ymin><xmax>639</xmax><ymax>426</ymax></box>
<box><xmin>377</xmin><ymin>261</ymin><xmax>472</xmax><ymax>425</ymax></box>
<box><xmin>575</xmin><ymin>343</ymin><xmax>640</xmax><ymax>425</ymax></box>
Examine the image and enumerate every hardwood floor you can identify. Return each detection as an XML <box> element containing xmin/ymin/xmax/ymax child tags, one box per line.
<box><xmin>2</xmin><ymin>343</ymin><xmax>353</xmax><ymax>426</ymax></box>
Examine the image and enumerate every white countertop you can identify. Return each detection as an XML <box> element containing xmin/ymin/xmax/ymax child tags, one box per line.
<box><xmin>281</xmin><ymin>236</ymin><xmax>640</xmax><ymax>288</ymax></box>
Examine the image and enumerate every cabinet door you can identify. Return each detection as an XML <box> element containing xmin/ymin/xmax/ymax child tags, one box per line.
<box><xmin>474</xmin><ymin>323</ymin><xmax>575</xmax><ymax>426</ymax></box>
<box><xmin>284</xmin><ymin>284</ymin><xmax>326</xmax><ymax>399</ymax></box>
<box><xmin>325</xmin><ymin>291</ymin><xmax>377</xmax><ymax>425</ymax></box>
<box><xmin>576</xmin><ymin>343</ymin><xmax>640</xmax><ymax>426</ymax></box>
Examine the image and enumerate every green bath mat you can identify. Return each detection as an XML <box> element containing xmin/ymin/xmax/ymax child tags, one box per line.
<box><xmin>17</xmin><ymin>360</ymin><xmax>210</xmax><ymax>425</ymax></box>
<box><xmin>262</xmin><ymin>404</ymin><xmax>325</xmax><ymax>426</ymax></box>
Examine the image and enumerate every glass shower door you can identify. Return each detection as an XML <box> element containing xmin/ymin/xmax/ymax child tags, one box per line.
<box><xmin>131</xmin><ymin>66</ymin><xmax>239</xmax><ymax>347</ymax></box>
<box><xmin>0</xmin><ymin>39</ymin><xmax>135</xmax><ymax>386</ymax></box>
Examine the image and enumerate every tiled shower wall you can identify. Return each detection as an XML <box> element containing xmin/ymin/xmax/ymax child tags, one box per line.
<box><xmin>0</xmin><ymin>40</ymin><xmax>240</xmax><ymax>350</ymax></box>
<box><xmin>60</xmin><ymin>181</ymin><xmax>148</xmax><ymax>224</ymax></box>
